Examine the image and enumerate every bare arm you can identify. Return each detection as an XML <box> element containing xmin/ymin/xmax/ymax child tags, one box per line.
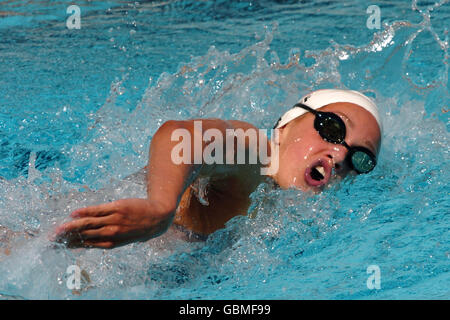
<box><xmin>145</xmin><ymin>120</ymin><xmax>203</xmax><ymax>214</ymax></box>
<box><xmin>53</xmin><ymin>118</ymin><xmax>263</xmax><ymax>248</ymax></box>
<box><xmin>145</xmin><ymin>119</ymin><xmax>265</xmax><ymax>210</ymax></box>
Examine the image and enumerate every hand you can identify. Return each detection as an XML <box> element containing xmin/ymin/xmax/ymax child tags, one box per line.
<box><xmin>53</xmin><ymin>198</ymin><xmax>173</xmax><ymax>249</ymax></box>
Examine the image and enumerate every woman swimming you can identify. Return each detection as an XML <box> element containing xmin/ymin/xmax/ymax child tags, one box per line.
<box><xmin>53</xmin><ymin>89</ymin><xmax>382</xmax><ymax>248</ymax></box>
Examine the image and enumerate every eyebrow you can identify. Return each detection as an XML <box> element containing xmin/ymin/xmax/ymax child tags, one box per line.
<box><xmin>334</xmin><ymin>111</ymin><xmax>355</xmax><ymax>129</ymax></box>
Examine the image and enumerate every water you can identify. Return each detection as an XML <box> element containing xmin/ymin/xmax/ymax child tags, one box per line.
<box><xmin>0</xmin><ymin>0</ymin><xmax>449</xmax><ymax>299</ymax></box>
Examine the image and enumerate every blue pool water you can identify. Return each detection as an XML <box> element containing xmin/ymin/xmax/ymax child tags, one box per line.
<box><xmin>0</xmin><ymin>0</ymin><xmax>449</xmax><ymax>299</ymax></box>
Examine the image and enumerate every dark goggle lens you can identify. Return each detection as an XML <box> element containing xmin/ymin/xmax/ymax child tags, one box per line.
<box><xmin>350</xmin><ymin>150</ymin><xmax>376</xmax><ymax>174</ymax></box>
<box><xmin>315</xmin><ymin>113</ymin><xmax>346</xmax><ymax>143</ymax></box>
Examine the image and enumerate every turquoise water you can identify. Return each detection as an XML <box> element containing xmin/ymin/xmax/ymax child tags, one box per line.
<box><xmin>0</xmin><ymin>0</ymin><xmax>448</xmax><ymax>299</ymax></box>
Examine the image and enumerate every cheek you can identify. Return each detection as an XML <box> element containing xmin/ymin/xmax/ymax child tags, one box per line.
<box><xmin>283</xmin><ymin>132</ymin><xmax>320</xmax><ymax>164</ymax></box>
<box><xmin>281</xmin><ymin>140</ymin><xmax>306</xmax><ymax>170</ymax></box>
<box><xmin>278</xmin><ymin>140</ymin><xmax>312</xmax><ymax>187</ymax></box>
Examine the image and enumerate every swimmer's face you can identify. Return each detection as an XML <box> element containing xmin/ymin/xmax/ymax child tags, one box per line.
<box><xmin>272</xmin><ymin>102</ymin><xmax>381</xmax><ymax>191</ymax></box>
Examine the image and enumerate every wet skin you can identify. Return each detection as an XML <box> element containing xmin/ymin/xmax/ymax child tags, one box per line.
<box><xmin>273</xmin><ymin>102</ymin><xmax>381</xmax><ymax>190</ymax></box>
<box><xmin>53</xmin><ymin>103</ymin><xmax>381</xmax><ymax>248</ymax></box>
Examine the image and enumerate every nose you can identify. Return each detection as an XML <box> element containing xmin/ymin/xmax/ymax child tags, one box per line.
<box><xmin>326</xmin><ymin>144</ymin><xmax>350</xmax><ymax>174</ymax></box>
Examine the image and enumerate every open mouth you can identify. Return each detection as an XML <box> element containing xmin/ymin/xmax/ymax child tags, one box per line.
<box><xmin>310</xmin><ymin>165</ymin><xmax>325</xmax><ymax>181</ymax></box>
<box><xmin>304</xmin><ymin>159</ymin><xmax>331</xmax><ymax>187</ymax></box>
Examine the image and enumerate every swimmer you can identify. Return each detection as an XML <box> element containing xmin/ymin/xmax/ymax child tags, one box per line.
<box><xmin>53</xmin><ymin>89</ymin><xmax>382</xmax><ymax>248</ymax></box>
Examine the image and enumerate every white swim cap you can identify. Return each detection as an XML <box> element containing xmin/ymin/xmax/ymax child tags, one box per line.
<box><xmin>275</xmin><ymin>89</ymin><xmax>382</xmax><ymax>132</ymax></box>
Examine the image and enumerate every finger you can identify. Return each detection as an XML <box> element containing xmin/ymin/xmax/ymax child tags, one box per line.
<box><xmin>79</xmin><ymin>225</ymin><xmax>122</xmax><ymax>240</ymax></box>
<box><xmin>59</xmin><ymin>232</ymin><xmax>116</xmax><ymax>249</ymax></box>
<box><xmin>63</xmin><ymin>237</ymin><xmax>115</xmax><ymax>249</ymax></box>
<box><xmin>82</xmin><ymin>241</ymin><xmax>115</xmax><ymax>249</ymax></box>
<box><xmin>71</xmin><ymin>201</ymin><xmax>119</xmax><ymax>218</ymax></box>
<box><xmin>54</xmin><ymin>215</ymin><xmax>115</xmax><ymax>237</ymax></box>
